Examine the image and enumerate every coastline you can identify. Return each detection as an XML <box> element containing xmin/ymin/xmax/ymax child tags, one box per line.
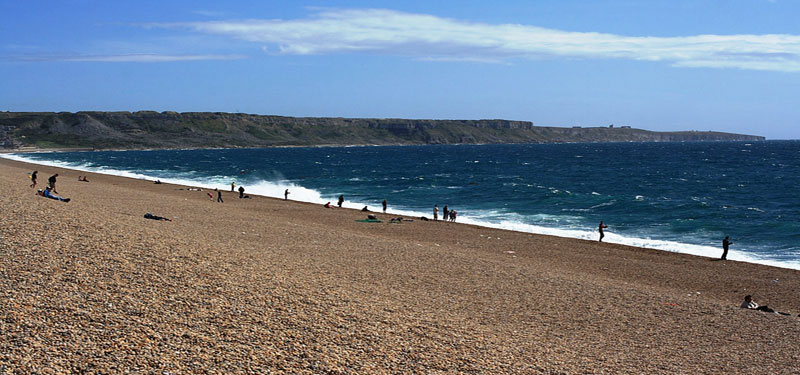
<box><xmin>1</xmin><ymin>156</ymin><xmax>799</xmax><ymax>373</ymax></box>
<box><xmin>3</xmin><ymin>148</ymin><xmax>798</xmax><ymax>271</ymax></box>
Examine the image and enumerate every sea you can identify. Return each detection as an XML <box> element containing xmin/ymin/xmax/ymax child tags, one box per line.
<box><xmin>4</xmin><ymin>141</ymin><xmax>799</xmax><ymax>270</ymax></box>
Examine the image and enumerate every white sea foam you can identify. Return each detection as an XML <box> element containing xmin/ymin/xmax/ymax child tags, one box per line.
<box><xmin>5</xmin><ymin>152</ymin><xmax>799</xmax><ymax>270</ymax></box>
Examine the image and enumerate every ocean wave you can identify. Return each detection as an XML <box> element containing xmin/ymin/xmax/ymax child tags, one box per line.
<box><xmin>590</xmin><ymin>200</ymin><xmax>617</xmax><ymax>209</ymax></box>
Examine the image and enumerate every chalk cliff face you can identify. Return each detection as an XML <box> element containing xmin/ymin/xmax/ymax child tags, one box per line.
<box><xmin>0</xmin><ymin>111</ymin><xmax>765</xmax><ymax>149</ymax></box>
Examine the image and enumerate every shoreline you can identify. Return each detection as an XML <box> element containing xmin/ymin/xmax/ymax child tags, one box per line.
<box><xmin>3</xmin><ymin>151</ymin><xmax>798</xmax><ymax>271</ymax></box>
<box><xmin>1</xmin><ymin>156</ymin><xmax>799</xmax><ymax>372</ymax></box>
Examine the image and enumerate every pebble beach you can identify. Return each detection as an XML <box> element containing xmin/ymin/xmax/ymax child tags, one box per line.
<box><xmin>1</xmin><ymin>157</ymin><xmax>799</xmax><ymax>374</ymax></box>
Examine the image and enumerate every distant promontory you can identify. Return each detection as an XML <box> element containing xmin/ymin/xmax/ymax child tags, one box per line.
<box><xmin>0</xmin><ymin>111</ymin><xmax>765</xmax><ymax>150</ymax></box>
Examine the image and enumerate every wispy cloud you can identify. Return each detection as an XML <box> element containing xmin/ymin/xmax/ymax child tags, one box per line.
<box><xmin>192</xmin><ymin>10</ymin><xmax>232</xmax><ymax>18</ymax></box>
<box><xmin>13</xmin><ymin>53</ymin><xmax>247</xmax><ymax>63</ymax></box>
<box><xmin>161</xmin><ymin>8</ymin><xmax>800</xmax><ymax>72</ymax></box>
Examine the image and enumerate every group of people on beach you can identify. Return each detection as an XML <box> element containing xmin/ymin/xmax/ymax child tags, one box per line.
<box><xmin>30</xmin><ymin>171</ymin><xmax>71</xmax><ymax>202</ymax></box>
<box><xmin>204</xmin><ymin>182</ymin><xmax>254</xmax><ymax>202</ymax></box>
<box><xmin>432</xmin><ymin>205</ymin><xmax>457</xmax><ymax>222</ymax></box>
<box><xmin>28</xmin><ymin>168</ymin><xmax>742</xmax><ymax>263</ymax></box>
<box><xmin>23</xmin><ymin>166</ymin><xmax>798</xmax><ymax>319</ymax></box>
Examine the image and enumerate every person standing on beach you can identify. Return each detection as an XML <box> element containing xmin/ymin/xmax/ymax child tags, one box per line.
<box><xmin>284</xmin><ymin>189</ymin><xmax>290</xmax><ymax>200</ymax></box>
<box><xmin>48</xmin><ymin>173</ymin><xmax>58</xmax><ymax>193</ymax></box>
<box><xmin>216</xmin><ymin>188</ymin><xmax>223</xmax><ymax>203</ymax></box>
<box><xmin>231</xmin><ymin>182</ymin><xmax>235</xmax><ymax>192</ymax></box>
<box><xmin>433</xmin><ymin>204</ymin><xmax>439</xmax><ymax>220</ymax></box>
<box><xmin>443</xmin><ymin>205</ymin><xmax>448</xmax><ymax>221</ymax></box>
<box><xmin>598</xmin><ymin>221</ymin><xmax>608</xmax><ymax>242</ymax></box>
<box><xmin>721</xmin><ymin>236</ymin><xmax>733</xmax><ymax>260</ymax></box>
<box><xmin>338</xmin><ymin>194</ymin><xmax>344</xmax><ymax>208</ymax></box>
<box><xmin>238</xmin><ymin>185</ymin><xmax>245</xmax><ymax>199</ymax></box>
<box><xmin>30</xmin><ymin>170</ymin><xmax>38</xmax><ymax>188</ymax></box>
<box><xmin>382</xmin><ymin>199</ymin><xmax>387</xmax><ymax>213</ymax></box>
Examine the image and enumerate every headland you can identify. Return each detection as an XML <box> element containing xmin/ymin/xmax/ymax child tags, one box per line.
<box><xmin>0</xmin><ymin>111</ymin><xmax>765</xmax><ymax>150</ymax></box>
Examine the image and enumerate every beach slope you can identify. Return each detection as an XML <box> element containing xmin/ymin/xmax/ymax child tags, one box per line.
<box><xmin>1</xmin><ymin>158</ymin><xmax>798</xmax><ymax>373</ymax></box>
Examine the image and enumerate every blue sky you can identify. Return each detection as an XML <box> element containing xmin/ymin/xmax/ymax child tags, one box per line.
<box><xmin>1</xmin><ymin>1</ymin><xmax>799</xmax><ymax>139</ymax></box>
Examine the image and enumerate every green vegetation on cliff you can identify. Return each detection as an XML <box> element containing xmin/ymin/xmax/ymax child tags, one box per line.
<box><xmin>0</xmin><ymin>111</ymin><xmax>765</xmax><ymax>150</ymax></box>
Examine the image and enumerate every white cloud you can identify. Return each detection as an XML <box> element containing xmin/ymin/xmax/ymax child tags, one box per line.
<box><xmin>16</xmin><ymin>53</ymin><xmax>246</xmax><ymax>63</ymax></box>
<box><xmin>163</xmin><ymin>8</ymin><xmax>800</xmax><ymax>72</ymax></box>
<box><xmin>192</xmin><ymin>10</ymin><xmax>232</xmax><ymax>18</ymax></box>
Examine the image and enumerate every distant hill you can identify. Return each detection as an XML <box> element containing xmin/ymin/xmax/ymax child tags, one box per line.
<box><xmin>0</xmin><ymin>111</ymin><xmax>765</xmax><ymax>150</ymax></box>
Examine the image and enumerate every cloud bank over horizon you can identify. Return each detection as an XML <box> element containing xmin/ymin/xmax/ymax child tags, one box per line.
<box><xmin>14</xmin><ymin>53</ymin><xmax>246</xmax><ymax>63</ymax></box>
<box><xmin>164</xmin><ymin>8</ymin><xmax>800</xmax><ymax>72</ymax></box>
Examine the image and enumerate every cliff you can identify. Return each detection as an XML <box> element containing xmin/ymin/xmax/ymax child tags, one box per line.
<box><xmin>0</xmin><ymin>111</ymin><xmax>765</xmax><ymax>149</ymax></box>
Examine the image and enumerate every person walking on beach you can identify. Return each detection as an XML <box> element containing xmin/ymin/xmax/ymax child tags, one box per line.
<box><xmin>598</xmin><ymin>221</ymin><xmax>608</xmax><ymax>242</ymax></box>
<box><xmin>284</xmin><ymin>189</ymin><xmax>290</xmax><ymax>200</ymax></box>
<box><xmin>382</xmin><ymin>199</ymin><xmax>387</xmax><ymax>213</ymax></box>
<box><xmin>48</xmin><ymin>173</ymin><xmax>59</xmax><ymax>194</ymax></box>
<box><xmin>30</xmin><ymin>170</ymin><xmax>38</xmax><ymax>188</ymax></box>
<box><xmin>433</xmin><ymin>204</ymin><xmax>439</xmax><ymax>221</ymax></box>
<box><xmin>721</xmin><ymin>236</ymin><xmax>733</xmax><ymax>260</ymax></box>
<box><xmin>338</xmin><ymin>194</ymin><xmax>344</xmax><ymax>208</ymax></box>
<box><xmin>450</xmin><ymin>210</ymin><xmax>457</xmax><ymax>222</ymax></box>
<box><xmin>238</xmin><ymin>185</ymin><xmax>245</xmax><ymax>199</ymax></box>
<box><xmin>216</xmin><ymin>188</ymin><xmax>223</xmax><ymax>203</ymax></box>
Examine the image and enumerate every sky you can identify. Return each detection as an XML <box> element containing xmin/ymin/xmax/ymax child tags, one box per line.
<box><xmin>1</xmin><ymin>1</ymin><xmax>799</xmax><ymax>139</ymax></box>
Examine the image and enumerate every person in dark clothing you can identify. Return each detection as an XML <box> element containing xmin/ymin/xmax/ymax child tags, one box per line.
<box><xmin>144</xmin><ymin>212</ymin><xmax>171</xmax><ymax>221</ymax></box>
<box><xmin>599</xmin><ymin>221</ymin><xmax>608</xmax><ymax>242</ymax></box>
<box><xmin>48</xmin><ymin>173</ymin><xmax>59</xmax><ymax>193</ymax></box>
<box><xmin>338</xmin><ymin>194</ymin><xmax>344</xmax><ymax>207</ymax></box>
<box><xmin>382</xmin><ymin>199</ymin><xmax>387</xmax><ymax>213</ymax></box>
<box><xmin>216</xmin><ymin>189</ymin><xmax>223</xmax><ymax>203</ymax></box>
<box><xmin>284</xmin><ymin>189</ymin><xmax>290</xmax><ymax>200</ymax></box>
<box><xmin>721</xmin><ymin>236</ymin><xmax>733</xmax><ymax>260</ymax></box>
<box><xmin>30</xmin><ymin>171</ymin><xmax>38</xmax><ymax>188</ymax></box>
<box><xmin>443</xmin><ymin>205</ymin><xmax>448</xmax><ymax>221</ymax></box>
<box><xmin>238</xmin><ymin>186</ymin><xmax>245</xmax><ymax>199</ymax></box>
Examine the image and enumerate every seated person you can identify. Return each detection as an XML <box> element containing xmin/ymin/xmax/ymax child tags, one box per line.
<box><xmin>324</xmin><ymin>202</ymin><xmax>332</xmax><ymax>208</ymax></box>
<box><xmin>362</xmin><ymin>206</ymin><xmax>370</xmax><ymax>212</ymax></box>
<box><xmin>39</xmin><ymin>187</ymin><xmax>70</xmax><ymax>202</ymax></box>
<box><xmin>144</xmin><ymin>212</ymin><xmax>171</xmax><ymax>221</ymax></box>
<box><xmin>741</xmin><ymin>295</ymin><xmax>781</xmax><ymax>314</ymax></box>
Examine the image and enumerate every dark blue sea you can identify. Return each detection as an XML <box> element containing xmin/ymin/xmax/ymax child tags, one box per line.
<box><xmin>6</xmin><ymin>141</ymin><xmax>800</xmax><ymax>269</ymax></box>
